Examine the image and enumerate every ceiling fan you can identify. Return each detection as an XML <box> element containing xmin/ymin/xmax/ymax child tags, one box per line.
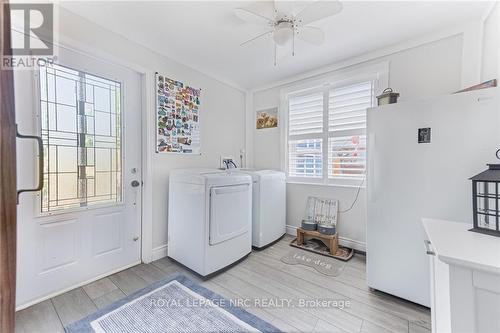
<box><xmin>235</xmin><ymin>0</ymin><xmax>343</xmax><ymax>65</ymax></box>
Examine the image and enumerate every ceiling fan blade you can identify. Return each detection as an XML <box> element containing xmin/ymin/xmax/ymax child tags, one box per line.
<box><xmin>295</xmin><ymin>0</ymin><xmax>342</xmax><ymax>25</ymax></box>
<box><xmin>240</xmin><ymin>30</ymin><xmax>273</xmax><ymax>46</ymax></box>
<box><xmin>250</xmin><ymin>1</ymin><xmax>276</xmax><ymax>21</ymax></box>
<box><xmin>235</xmin><ymin>8</ymin><xmax>273</xmax><ymax>25</ymax></box>
<box><xmin>296</xmin><ymin>26</ymin><xmax>325</xmax><ymax>45</ymax></box>
<box><xmin>274</xmin><ymin>0</ymin><xmax>294</xmax><ymax>18</ymax></box>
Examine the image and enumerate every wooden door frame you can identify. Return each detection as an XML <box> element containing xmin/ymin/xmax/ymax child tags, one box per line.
<box><xmin>0</xmin><ymin>0</ymin><xmax>17</xmax><ymax>332</ymax></box>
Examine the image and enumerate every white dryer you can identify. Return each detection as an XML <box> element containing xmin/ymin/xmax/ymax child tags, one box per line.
<box><xmin>237</xmin><ymin>170</ymin><xmax>286</xmax><ymax>248</ymax></box>
<box><xmin>168</xmin><ymin>169</ymin><xmax>252</xmax><ymax>276</ymax></box>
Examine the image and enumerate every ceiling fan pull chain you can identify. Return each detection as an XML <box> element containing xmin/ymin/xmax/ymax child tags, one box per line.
<box><xmin>274</xmin><ymin>43</ymin><xmax>277</xmax><ymax>66</ymax></box>
<box><xmin>292</xmin><ymin>25</ymin><xmax>295</xmax><ymax>57</ymax></box>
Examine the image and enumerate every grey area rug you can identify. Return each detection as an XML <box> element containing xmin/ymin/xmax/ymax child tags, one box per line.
<box><xmin>65</xmin><ymin>273</ymin><xmax>280</xmax><ymax>333</ymax></box>
<box><xmin>281</xmin><ymin>250</ymin><xmax>346</xmax><ymax>276</ymax></box>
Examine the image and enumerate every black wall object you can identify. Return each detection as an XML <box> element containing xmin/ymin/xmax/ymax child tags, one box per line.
<box><xmin>418</xmin><ymin>128</ymin><xmax>431</xmax><ymax>144</ymax></box>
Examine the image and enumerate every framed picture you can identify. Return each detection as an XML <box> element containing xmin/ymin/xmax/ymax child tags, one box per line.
<box><xmin>256</xmin><ymin>107</ymin><xmax>278</xmax><ymax>129</ymax></box>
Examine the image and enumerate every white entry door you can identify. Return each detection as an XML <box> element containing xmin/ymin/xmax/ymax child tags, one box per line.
<box><xmin>15</xmin><ymin>46</ymin><xmax>142</xmax><ymax>308</ymax></box>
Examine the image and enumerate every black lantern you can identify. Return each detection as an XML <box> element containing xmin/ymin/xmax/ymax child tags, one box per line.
<box><xmin>470</xmin><ymin>150</ymin><xmax>500</xmax><ymax>237</ymax></box>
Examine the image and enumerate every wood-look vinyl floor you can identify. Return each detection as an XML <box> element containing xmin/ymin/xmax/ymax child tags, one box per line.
<box><xmin>15</xmin><ymin>236</ymin><xmax>430</xmax><ymax>333</ymax></box>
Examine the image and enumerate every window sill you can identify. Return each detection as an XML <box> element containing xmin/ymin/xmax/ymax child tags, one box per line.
<box><xmin>286</xmin><ymin>180</ymin><xmax>366</xmax><ymax>189</ymax></box>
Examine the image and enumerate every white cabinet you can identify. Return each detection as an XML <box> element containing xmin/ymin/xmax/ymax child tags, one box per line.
<box><xmin>427</xmin><ymin>242</ymin><xmax>451</xmax><ymax>333</ymax></box>
<box><xmin>423</xmin><ymin>219</ymin><xmax>500</xmax><ymax>333</ymax></box>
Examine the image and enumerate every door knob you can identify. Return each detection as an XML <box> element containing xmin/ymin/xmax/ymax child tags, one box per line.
<box><xmin>131</xmin><ymin>180</ymin><xmax>140</xmax><ymax>187</ymax></box>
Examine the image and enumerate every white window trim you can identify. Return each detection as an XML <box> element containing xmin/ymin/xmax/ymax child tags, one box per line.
<box><xmin>280</xmin><ymin>62</ymin><xmax>389</xmax><ymax>187</ymax></box>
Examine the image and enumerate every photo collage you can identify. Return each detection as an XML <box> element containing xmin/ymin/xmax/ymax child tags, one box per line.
<box><xmin>156</xmin><ymin>73</ymin><xmax>201</xmax><ymax>154</ymax></box>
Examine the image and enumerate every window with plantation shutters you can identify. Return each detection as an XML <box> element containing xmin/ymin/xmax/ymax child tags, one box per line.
<box><xmin>287</xmin><ymin>92</ymin><xmax>324</xmax><ymax>178</ymax></box>
<box><xmin>286</xmin><ymin>79</ymin><xmax>374</xmax><ymax>185</ymax></box>
<box><xmin>328</xmin><ymin>81</ymin><xmax>373</xmax><ymax>180</ymax></box>
<box><xmin>288</xmin><ymin>138</ymin><xmax>322</xmax><ymax>178</ymax></box>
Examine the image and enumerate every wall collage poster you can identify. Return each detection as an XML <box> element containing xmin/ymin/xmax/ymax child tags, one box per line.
<box><xmin>156</xmin><ymin>73</ymin><xmax>201</xmax><ymax>154</ymax></box>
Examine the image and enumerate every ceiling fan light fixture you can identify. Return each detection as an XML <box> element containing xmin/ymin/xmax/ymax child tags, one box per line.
<box><xmin>273</xmin><ymin>21</ymin><xmax>293</xmax><ymax>46</ymax></box>
<box><xmin>235</xmin><ymin>0</ymin><xmax>343</xmax><ymax>64</ymax></box>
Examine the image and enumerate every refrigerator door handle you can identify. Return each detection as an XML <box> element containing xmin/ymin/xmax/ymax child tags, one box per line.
<box><xmin>424</xmin><ymin>240</ymin><xmax>435</xmax><ymax>256</ymax></box>
<box><xmin>368</xmin><ymin>133</ymin><xmax>376</xmax><ymax>202</ymax></box>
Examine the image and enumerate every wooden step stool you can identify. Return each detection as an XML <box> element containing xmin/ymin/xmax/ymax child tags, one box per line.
<box><xmin>297</xmin><ymin>228</ymin><xmax>338</xmax><ymax>255</ymax></box>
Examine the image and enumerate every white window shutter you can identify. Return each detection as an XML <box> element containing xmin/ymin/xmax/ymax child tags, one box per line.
<box><xmin>288</xmin><ymin>139</ymin><xmax>323</xmax><ymax>178</ymax></box>
<box><xmin>328</xmin><ymin>135</ymin><xmax>366</xmax><ymax>179</ymax></box>
<box><xmin>328</xmin><ymin>81</ymin><xmax>372</xmax><ymax>133</ymax></box>
<box><xmin>328</xmin><ymin>81</ymin><xmax>372</xmax><ymax>180</ymax></box>
<box><xmin>288</xmin><ymin>92</ymin><xmax>323</xmax><ymax>136</ymax></box>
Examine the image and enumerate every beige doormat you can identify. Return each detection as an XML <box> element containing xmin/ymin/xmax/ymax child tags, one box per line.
<box><xmin>289</xmin><ymin>237</ymin><xmax>355</xmax><ymax>262</ymax></box>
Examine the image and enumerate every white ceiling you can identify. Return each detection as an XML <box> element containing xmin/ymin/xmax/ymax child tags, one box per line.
<box><xmin>59</xmin><ymin>1</ymin><xmax>492</xmax><ymax>90</ymax></box>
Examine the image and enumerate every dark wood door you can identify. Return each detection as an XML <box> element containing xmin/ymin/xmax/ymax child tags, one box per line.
<box><xmin>0</xmin><ymin>1</ymin><xmax>17</xmax><ymax>332</ymax></box>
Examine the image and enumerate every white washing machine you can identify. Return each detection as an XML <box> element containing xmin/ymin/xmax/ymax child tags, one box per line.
<box><xmin>237</xmin><ymin>170</ymin><xmax>286</xmax><ymax>248</ymax></box>
<box><xmin>168</xmin><ymin>169</ymin><xmax>252</xmax><ymax>276</ymax></box>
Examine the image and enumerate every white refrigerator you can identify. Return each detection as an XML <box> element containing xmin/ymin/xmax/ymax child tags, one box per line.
<box><xmin>366</xmin><ymin>87</ymin><xmax>500</xmax><ymax>307</ymax></box>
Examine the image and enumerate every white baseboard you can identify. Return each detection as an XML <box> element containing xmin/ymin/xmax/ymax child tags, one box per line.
<box><xmin>151</xmin><ymin>244</ymin><xmax>168</xmax><ymax>261</ymax></box>
<box><xmin>338</xmin><ymin>237</ymin><xmax>366</xmax><ymax>253</ymax></box>
<box><xmin>285</xmin><ymin>224</ymin><xmax>366</xmax><ymax>252</ymax></box>
<box><xmin>286</xmin><ymin>224</ymin><xmax>299</xmax><ymax>236</ymax></box>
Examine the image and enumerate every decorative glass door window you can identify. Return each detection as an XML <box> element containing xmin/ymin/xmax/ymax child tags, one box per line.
<box><xmin>39</xmin><ymin>64</ymin><xmax>122</xmax><ymax>212</ymax></box>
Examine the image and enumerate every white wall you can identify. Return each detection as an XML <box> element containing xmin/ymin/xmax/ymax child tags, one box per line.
<box><xmin>19</xmin><ymin>8</ymin><xmax>247</xmax><ymax>259</ymax></box>
<box><xmin>251</xmin><ymin>34</ymin><xmax>464</xmax><ymax>250</ymax></box>
<box><xmin>481</xmin><ymin>2</ymin><xmax>500</xmax><ymax>82</ymax></box>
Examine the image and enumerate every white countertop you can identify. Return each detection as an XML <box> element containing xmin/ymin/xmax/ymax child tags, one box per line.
<box><xmin>422</xmin><ymin>218</ymin><xmax>500</xmax><ymax>275</ymax></box>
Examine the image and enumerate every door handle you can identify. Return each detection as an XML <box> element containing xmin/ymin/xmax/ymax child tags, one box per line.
<box><xmin>16</xmin><ymin>125</ymin><xmax>44</xmax><ymax>203</ymax></box>
<box><xmin>131</xmin><ymin>180</ymin><xmax>141</xmax><ymax>187</ymax></box>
